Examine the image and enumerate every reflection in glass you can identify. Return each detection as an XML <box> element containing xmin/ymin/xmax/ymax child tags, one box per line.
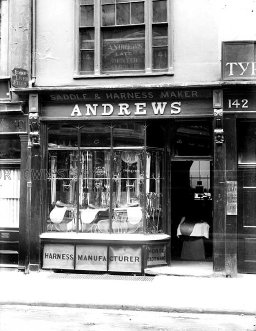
<box><xmin>153</xmin><ymin>0</ymin><xmax>167</xmax><ymax>23</ymax></box>
<box><xmin>238</xmin><ymin>122</ymin><xmax>256</xmax><ymax>163</ymax></box>
<box><xmin>146</xmin><ymin>150</ymin><xmax>163</xmax><ymax>234</ymax></box>
<box><xmin>80</xmin><ymin>124</ymin><xmax>111</xmax><ymax>147</ymax></box>
<box><xmin>0</xmin><ymin>137</ymin><xmax>20</xmax><ymax>159</ymax></box>
<box><xmin>113</xmin><ymin>122</ymin><xmax>145</xmax><ymax>146</ymax></box>
<box><xmin>102</xmin><ymin>4</ymin><xmax>115</xmax><ymax>26</ymax></box>
<box><xmin>117</xmin><ymin>3</ymin><xmax>130</xmax><ymax>25</ymax></box>
<box><xmin>80</xmin><ymin>5</ymin><xmax>94</xmax><ymax>26</ymax></box>
<box><xmin>48</xmin><ymin>125</ymin><xmax>78</xmax><ymax>148</ymax></box>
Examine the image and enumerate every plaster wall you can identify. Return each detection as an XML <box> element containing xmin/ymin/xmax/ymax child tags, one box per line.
<box><xmin>34</xmin><ymin>0</ymin><xmax>256</xmax><ymax>87</ymax></box>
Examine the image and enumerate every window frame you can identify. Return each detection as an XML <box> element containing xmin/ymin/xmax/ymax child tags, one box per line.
<box><xmin>74</xmin><ymin>0</ymin><xmax>173</xmax><ymax>78</ymax></box>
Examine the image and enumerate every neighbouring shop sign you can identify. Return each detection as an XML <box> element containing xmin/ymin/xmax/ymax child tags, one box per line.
<box><xmin>223</xmin><ymin>89</ymin><xmax>256</xmax><ymax>112</ymax></box>
<box><xmin>147</xmin><ymin>245</ymin><xmax>167</xmax><ymax>266</ymax></box>
<box><xmin>0</xmin><ymin>115</ymin><xmax>28</xmax><ymax>133</ymax></box>
<box><xmin>43</xmin><ymin>244</ymin><xmax>75</xmax><ymax>269</ymax></box>
<box><xmin>11</xmin><ymin>68</ymin><xmax>29</xmax><ymax>88</ymax></box>
<box><xmin>108</xmin><ymin>246</ymin><xmax>142</xmax><ymax>273</ymax></box>
<box><xmin>226</xmin><ymin>181</ymin><xmax>237</xmax><ymax>216</ymax></box>
<box><xmin>75</xmin><ymin>245</ymin><xmax>108</xmax><ymax>271</ymax></box>
<box><xmin>222</xmin><ymin>41</ymin><xmax>256</xmax><ymax>80</ymax></box>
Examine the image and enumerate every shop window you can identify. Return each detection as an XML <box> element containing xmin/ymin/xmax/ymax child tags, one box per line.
<box><xmin>0</xmin><ymin>136</ymin><xmax>21</xmax><ymax>228</ymax></box>
<box><xmin>78</xmin><ymin>0</ymin><xmax>172</xmax><ymax>75</ymax></box>
<box><xmin>173</xmin><ymin>121</ymin><xmax>212</xmax><ymax>157</ymax></box>
<box><xmin>46</xmin><ymin>122</ymin><xmax>164</xmax><ymax>235</ymax></box>
<box><xmin>238</xmin><ymin>122</ymin><xmax>256</xmax><ymax>164</ymax></box>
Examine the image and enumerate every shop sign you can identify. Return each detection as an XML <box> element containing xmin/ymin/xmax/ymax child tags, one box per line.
<box><xmin>222</xmin><ymin>42</ymin><xmax>256</xmax><ymax>80</ymax></box>
<box><xmin>42</xmin><ymin>99</ymin><xmax>213</xmax><ymax>119</ymax></box>
<box><xmin>75</xmin><ymin>245</ymin><xmax>108</xmax><ymax>271</ymax></box>
<box><xmin>223</xmin><ymin>91</ymin><xmax>256</xmax><ymax>112</ymax></box>
<box><xmin>43</xmin><ymin>244</ymin><xmax>74</xmax><ymax>269</ymax></box>
<box><xmin>0</xmin><ymin>115</ymin><xmax>28</xmax><ymax>133</ymax></box>
<box><xmin>226</xmin><ymin>181</ymin><xmax>237</xmax><ymax>216</ymax></box>
<box><xmin>147</xmin><ymin>245</ymin><xmax>167</xmax><ymax>266</ymax></box>
<box><xmin>108</xmin><ymin>246</ymin><xmax>141</xmax><ymax>273</ymax></box>
<box><xmin>11</xmin><ymin>68</ymin><xmax>29</xmax><ymax>88</ymax></box>
<box><xmin>44</xmin><ymin>89</ymin><xmax>212</xmax><ymax>103</ymax></box>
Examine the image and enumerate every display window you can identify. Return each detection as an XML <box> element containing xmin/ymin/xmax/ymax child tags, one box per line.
<box><xmin>46</xmin><ymin>122</ymin><xmax>165</xmax><ymax>235</ymax></box>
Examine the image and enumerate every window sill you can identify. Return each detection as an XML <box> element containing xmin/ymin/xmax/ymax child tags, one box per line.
<box><xmin>73</xmin><ymin>70</ymin><xmax>174</xmax><ymax>80</ymax></box>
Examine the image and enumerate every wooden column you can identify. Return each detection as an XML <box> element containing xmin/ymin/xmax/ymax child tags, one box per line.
<box><xmin>18</xmin><ymin>134</ymin><xmax>29</xmax><ymax>271</ymax></box>
<box><xmin>224</xmin><ymin>115</ymin><xmax>237</xmax><ymax>277</ymax></box>
<box><xmin>213</xmin><ymin>90</ymin><xmax>226</xmax><ymax>274</ymax></box>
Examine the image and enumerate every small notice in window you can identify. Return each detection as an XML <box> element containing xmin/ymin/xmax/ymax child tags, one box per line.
<box><xmin>227</xmin><ymin>181</ymin><xmax>237</xmax><ymax>215</ymax></box>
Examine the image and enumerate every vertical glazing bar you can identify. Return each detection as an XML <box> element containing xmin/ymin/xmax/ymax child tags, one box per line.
<box><xmin>143</xmin><ymin>122</ymin><xmax>147</xmax><ymax>233</ymax></box>
<box><xmin>109</xmin><ymin>124</ymin><xmax>113</xmax><ymax>233</ymax></box>
<box><xmin>145</xmin><ymin>0</ymin><xmax>152</xmax><ymax>73</ymax></box>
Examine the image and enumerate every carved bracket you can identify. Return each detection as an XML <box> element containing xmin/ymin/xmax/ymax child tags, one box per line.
<box><xmin>214</xmin><ymin>108</ymin><xmax>224</xmax><ymax>145</ymax></box>
<box><xmin>29</xmin><ymin>113</ymin><xmax>40</xmax><ymax>146</ymax></box>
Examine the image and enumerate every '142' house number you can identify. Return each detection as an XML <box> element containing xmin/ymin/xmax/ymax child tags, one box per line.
<box><xmin>228</xmin><ymin>99</ymin><xmax>249</xmax><ymax>109</ymax></box>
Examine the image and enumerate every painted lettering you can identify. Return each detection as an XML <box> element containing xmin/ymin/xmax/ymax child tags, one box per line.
<box><xmin>85</xmin><ymin>104</ymin><xmax>98</xmax><ymax>116</ymax></box>
<box><xmin>171</xmin><ymin>102</ymin><xmax>181</xmax><ymax>114</ymax></box>
<box><xmin>134</xmin><ymin>103</ymin><xmax>146</xmax><ymax>115</ymax></box>
<box><xmin>152</xmin><ymin>102</ymin><xmax>167</xmax><ymax>115</ymax></box>
<box><xmin>118</xmin><ymin>103</ymin><xmax>131</xmax><ymax>116</ymax></box>
<box><xmin>102</xmin><ymin>104</ymin><xmax>114</xmax><ymax>116</ymax></box>
<box><xmin>71</xmin><ymin>104</ymin><xmax>82</xmax><ymax>117</ymax></box>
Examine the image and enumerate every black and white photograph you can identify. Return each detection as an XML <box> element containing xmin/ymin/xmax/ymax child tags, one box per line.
<box><xmin>0</xmin><ymin>0</ymin><xmax>256</xmax><ymax>330</ymax></box>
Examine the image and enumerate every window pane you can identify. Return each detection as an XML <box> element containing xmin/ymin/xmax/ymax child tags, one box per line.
<box><xmin>0</xmin><ymin>169</ymin><xmax>20</xmax><ymax>228</ymax></box>
<box><xmin>0</xmin><ymin>137</ymin><xmax>20</xmax><ymax>159</ymax></box>
<box><xmin>153</xmin><ymin>0</ymin><xmax>167</xmax><ymax>23</ymax></box>
<box><xmin>102</xmin><ymin>4</ymin><xmax>115</xmax><ymax>26</ymax></box>
<box><xmin>80</xmin><ymin>29</ymin><xmax>94</xmax><ymax>49</ymax></box>
<box><xmin>238</xmin><ymin>122</ymin><xmax>256</xmax><ymax>163</ymax></box>
<box><xmin>117</xmin><ymin>3</ymin><xmax>130</xmax><ymax>25</ymax></box>
<box><xmin>48</xmin><ymin>124</ymin><xmax>78</xmax><ymax>147</ymax></box>
<box><xmin>80</xmin><ymin>5</ymin><xmax>94</xmax><ymax>26</ymax></box>
<box><xmin>102</xmin><ymin>0</ymin><xmax>115</xmax><ymax>4</ymax></box>
<box><xmin>112</xmin><ymin>150</ymin><xmax>144</xmax><ymax>233</ymax></box>
<box><xmin>80</xmin><ymin>124</ymin><xmax>111</xmax><ymax>147</ymax></box>
<box><xmin>153</xmin><ymin>47</ymin><xmax>168</xmax><ymax>70</ymax></box>
<box><xmin>102</xmin><ymin>27</ymin><xmax>145</xmax><ymax>72</ymax></box>
<box><xmin>131</xmin><ymin>2</ymin><xmax>144</xmax><ymax>24</ymax></box>
<box><xmin>79</xmin><ymin>150</ymin><xmax>111</xmax><ymax>233</ymax></box>
<box><xmin>173</xmin><ymin>122</ymin><xmax>212</xmax><ymax>156</ymax></box>
<box><xmin>146</xmin><ymin>151</ymin><xmax>163</xmax><ymax>234</ymax></box>
<box><xmin>80</xmin><ymin>51</ymin><xmax>94</xmax><ymax>72</ymax></box>
<box><xmin>113</xmin><ymin>122</ymin><xmax>145</xmax><ymax>147</ymax></box>
<box><xmin>47</xmin><ymin>151</ymin><xmax>79</xmax><ymax>232</ymax></box>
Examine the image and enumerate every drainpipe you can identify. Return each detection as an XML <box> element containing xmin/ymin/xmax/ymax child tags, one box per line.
<box><xmin>30</xmin><ymin>0</ymin><xmax>36</xmax><ymax>86</ymax></box>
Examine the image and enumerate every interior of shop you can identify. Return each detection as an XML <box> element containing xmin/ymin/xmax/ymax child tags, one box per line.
<box><xmin>171</xmin><ymin>160</ymin><xmax>213</xmax><ymax>262</ymax></box>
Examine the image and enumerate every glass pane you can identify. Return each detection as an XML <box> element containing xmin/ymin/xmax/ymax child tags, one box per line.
<box><xmin>80</xmin><ymin>29</ymin><xmax>94</xmax><ymax>49</ymax></box>
<box><xmin>153</xmin><ymin>0</ymin><xmax>167</xmax><ymax>23</ymax></box>
<box><xmin>112</xmin><ymin>150</ymin><xmax>144</xmax><ymax>233</ymax></box>
<box><xmin>146</xmin><ymin>151</ymin><xmax>163</xmax><ymax>234</ymax></box>
<box><xmin>117</xmin><ymin>3</ymin><xmax>130</xmax><ymax>25</ymax></box>
<box><xmin>131</xmin><ymin>2</ymin><xmax>144</xmax><ymax>24</ymax></box>
<box><xmin>238</xmin><ymin>122</ymin><xmax>256</xmax><ymax>163</ymax></box>
<box><xmin>153</xmin><ymin>47</ymin><xmax>168</xmax><ymax>70</ymax></box>
<box><xmin>80</xmin><ymin>50</ymin><xmax>94</xmax><ymax>72</ymax></box>
<box><xmin>173</xmin><ymin>122</ymin><xmax>212</xmax><ymax>156</ymax></box>
<box><xmin>79</xmin><ymin>150</ymin><xmax>111</xmax><ymax>233</ymax></box>
<box><xmin>153</xmin><ymin>25</ymin><xmax>167</xmax><ymax>46</ymax></box>
<box><xmin>80</xmin><ymin>5</ymin><xmax>94</xmax><ymax>26</ymax></box>
<box><xmin>102</xmin><ymin>4</ymin><xmax>115</xmax><ymax>26</ymax></box>
<box><xmin>102</xmin><ymin>0</ymin><xmax>115</xmax><ymax>4</ymax></box>
<box><xmin>80</xmin><ymin>124</ymin><xmax>111</xmax><ymax>147</ymax></box>
<box><xmin>48</xmin><ymin>124</ymin><xmax>78</xmax><ymax>147</ymax></box>
<box><xmin>0</xmin><ymin>137</ymin><xmax>20</xmax><ymax>159</ymax></box>
<box><xmin>113</xmin><ymin>122</ymin><xmax>145</xmax><ymax>147</ymax></box>
<box><xmin>0</xmin><ymin>169</ymin><xmax>20</xmax><ymax>227</ymax></box>
<box><xmin>102</xmin><ymin>27</ymin><xmax>145</xmax><ymax>72</ymax></box>
<box><xmin>47</xmin><ymin>151</ymin><xmax>79</xmax><ymax>233</ymax></box>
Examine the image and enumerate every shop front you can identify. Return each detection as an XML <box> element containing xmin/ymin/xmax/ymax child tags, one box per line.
<box><xmin>0</xmin><ymin>110</ymin><xmax>28</xmax><ymax>267</ymax></box>
<box><xmin>222</xmin><ymin>41</ymin><xmax>256</xmax><ymax>274</ymax></box>
<box><xmin>28</xmin><ymin>87</ymin><xmax>216</xmax><ymax>274</ymax></box>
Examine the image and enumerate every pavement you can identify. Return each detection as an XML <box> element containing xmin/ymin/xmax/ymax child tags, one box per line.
<box><xmin>0</xmin><ymin>269</ymin><xmax>256</xmax><ymax>316</ymax></box>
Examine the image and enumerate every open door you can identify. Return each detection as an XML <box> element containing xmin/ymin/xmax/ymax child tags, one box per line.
<box><xmin>171</xmin><ymin>160</ymin><xmax>213</xmax><ymax>262</ymax></box>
